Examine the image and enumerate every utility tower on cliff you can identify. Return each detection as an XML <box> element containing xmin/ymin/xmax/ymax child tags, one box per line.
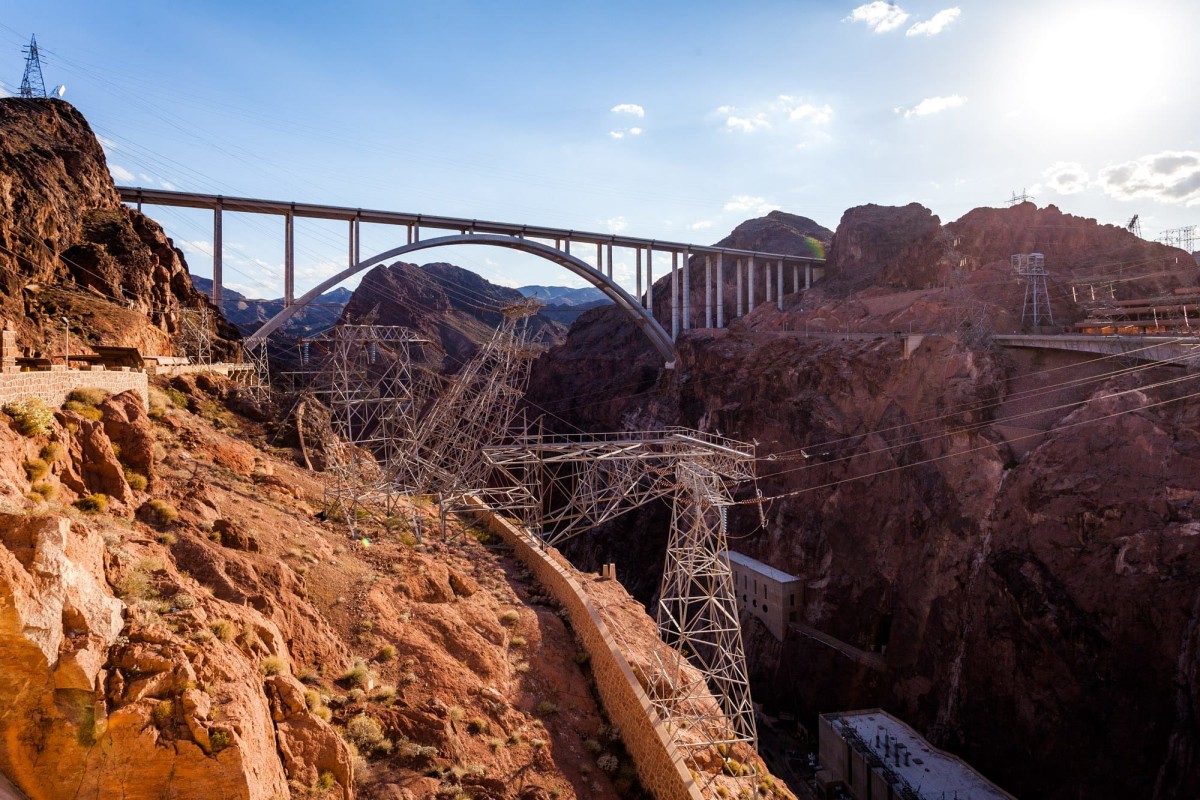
<box><xmin>18</xmin><ymin>35</ymin><xmax>47</xmax><ymax>99</ymax></box>
<box><xmin>1012</xmin><ymin>253</ymin><xmax>1054</xmax><ymax>328</ymax></box>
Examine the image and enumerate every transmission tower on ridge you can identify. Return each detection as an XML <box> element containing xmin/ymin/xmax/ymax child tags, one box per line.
<box><xmin>1006</xmin><ymin>188</ymin><xmax>1034</xmax><ymax>206</ymax></box>
<box><xmin>1012</xmin><ymin>252</ymin><xmax>1054</xmax><ymax>328</ymax></box>
<box><xmin>1126</xmin><ymin>214</ymin><xmax>1143</xmax><ymax>239</ymax></box>
<box><xmin>18</xmin><ymin>35</ymin><xmax>48</xmax><ymax>99</ymax></box>
<box><xmin>1158</xmin><ymin>225</ymin><xmax>1197</xmax><ymax>253</ymax></box>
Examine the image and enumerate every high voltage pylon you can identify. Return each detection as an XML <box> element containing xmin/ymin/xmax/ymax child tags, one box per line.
<box><xmin>481</xmin><ymin>428</ymin><xmax>760</xmax><ymax>791</ymax></box>
<box><xmin>1011</xmin><ymin>252</ymin><xmax>1054</xmax><ymax>328</ymax></box>
<box><xmin>18</xmin><ymin>35</ymin><xmax>47</xmax><ymax>99</ymax></box>
<box><xmin>1158</xmin><ymin>225</ymin><xmax>1197</xmax><ymax>253</ymax></box>
<box><xmin>294</xmin><ymin>325</ymin><xmax>440</xmax><ymax>531</ymax></box>
<box><xmin>177</xmin><ymin>308</ymin><xmax>214</xmax><ymax>366</ymax></box>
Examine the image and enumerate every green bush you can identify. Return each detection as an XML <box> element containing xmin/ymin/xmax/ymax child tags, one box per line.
<box><xmin>31</xmin><ymin>482</ymin><xmax>56</xmax><ymax>501</ymax></box>
<box><xmin>152</xmin><ymin>700</ymin><xmax>173</xmax><ymax>728</ymax></box>
<box><xmin>147</xmin><ymin>499</ymin><xmax>178</xmax><ymax>526</ymax></box>
<box><xmin>67</xmin><ymin>387</ymin><xmax>109</xmax><ymax>407</ymax></box>
<box><xmin>342</xmin><ymin>713</ymin><xmax>392</xmax><ymax>756</ymax></box>
<box><xmin>75</xmin><ymin>493</ymin><xmax>108</xmax><ymax>513</ymax></box>
<box><xmin>62</xmin><ymin>400</ymin><xmax>103</xmax><ymax>421</ymax></box>
<box><xmin>377</xmin><ymin>644</ymin><xmax>397</xmax><ymax>662</ymax></box>
<box><xmin>23</xmin><ymin>458</ymin><xmax>48</xmax><ymax>481</ymax></box>
<box><xmin>5</xmin><ymin>399</ymin><xmax>54</xmax><ymax>437</ymax></box>
<box><xmin>209</xmin><ymin>730</ymin><xmax>231</xmax><ymax>752</ymax></box>
<box><xmin>39</xmin><ymin>441</ymin><xmax>65</xmax><ymax>463</ymax></box>
<box><xmin>340</xmin><ymin>661</ymin><xmax>373</xmax><ymax>687</ymax></box>
<box><xmin>125</xmin><ymin>470</ymin><xmax>148</xmax><ymax>491</ymax></box>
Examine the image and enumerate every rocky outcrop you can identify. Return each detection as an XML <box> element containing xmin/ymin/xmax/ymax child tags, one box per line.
<box><xmin>824</xmin><ymin>202</ymin><xmax>956</xmax><ymax>292</ymax></box>
<box><xmin>0</xmin><ymin>98</ymin><xmax>238</xmax><ymax>358</ymax></box>
<box><xmin>525</xmin><ymin>205</ymin><xmax>1200</xmax><ymax>799</ymax></box>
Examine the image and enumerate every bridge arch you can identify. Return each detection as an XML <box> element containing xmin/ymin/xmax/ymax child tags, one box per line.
<box><xmin>243</xmin><ymin>233</ymin><xmax>675</xmax><ymax>361</ymax></box>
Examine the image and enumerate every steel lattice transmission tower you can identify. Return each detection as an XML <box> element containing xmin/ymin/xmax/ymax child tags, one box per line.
<box><xmin>390</xmin><ymin>299</ymin><xmax>542</xmax><ymax>509</ymax></box>
<box><xmin>18</xmin><ymin>35</ymin><xmax>47</xmax><ymax>99</ymax></box>
<box><xmin>295</xmin><ymin>325</ymin><xmax>440</xmax><ymax>531</ymax></box>
<box><xmin>176</xmin><ymin>308</ymin><xmax>214</xmax><ymax>366</ymax></box>
<box><xmin>1159</xmin><ymin>226</ymin><xmax>1197</xmax><ymax>253</ymax></box>
<box><xmin>481</xmin><ymin>429</ymin><xmax>760</xmax><ymax>791</ymax></box>
<box><xmin>1011</xmin><ymin>252</ymin><xmax>1054</xmax><ymax>327</ymax></box>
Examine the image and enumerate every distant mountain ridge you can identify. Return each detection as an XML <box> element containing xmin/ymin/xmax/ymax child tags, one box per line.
<box><xmin>191</xmin><ymin>276</ymin><xmax>352</xmax><ymax>338</ymax></box>
<box><xmin>518</xmin><ymin>285</ymin><xmax>608</xmax><ymax>306</ymax></box>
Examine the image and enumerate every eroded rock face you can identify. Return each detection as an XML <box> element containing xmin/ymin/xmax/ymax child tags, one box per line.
<box><xmin>825</xmin><ymin>202</ymin><xmax>955</xmax><ymax>292</ymax></box>
<box><xmin>0</xmin><ymin>97</ymin><xmax>238</xmax><ymax>357</ymax></box>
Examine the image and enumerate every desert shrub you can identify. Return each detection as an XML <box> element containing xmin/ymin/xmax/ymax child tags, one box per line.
<box><xmin>498</xmin><ymin>610</ymin><xmax>519</xmax><ymax>626</ymax></box>
<box><xmin>124</xmin><ymin>470</ymin><xmax>148</xmax><ymax>491</ymax></box>
<box><xmin>536</xmin><ymin>700</ymin><xmax>558</xmax><ymax>716</ymax></box>
<box><xmin>314</xmin><ymin>772</ymin><xmax>336</xmax><ymax>792</ymax></box>
<box><xmin>340</xmin><ymin>661</ymin><xmax>372</xmax><ymax>687</ymax></box>
<box><xmin>448</xmin><ymin>705</ymin><xmax>464</xmax><ymax>723</ymax></box>
<box><xmin>313</xmin><ymin>705</ymin><xmax>332</xmax><ymax>722</ymax></box>
<box><xmin>31</xmin><ymin>482</ymin><xmax>56</xmax><ymax>501</ymax></box>
<box><xmin>260</xmin><ymin>656</ymin><xmax>286</xmax><ymax>676</ymax></box>
<box><xmin>117</xmin><ymin>566</ymin><xmax>157</xmax><ymax>600</ymax></box>
<box><xmin>210</xmin><ymin>619</ymin><xmax>236</xmax><ymax>641</ymax></box>
<box><xmin>489</xmin><ymin>736</ymin><xmax>504</xmax><ymax>751</ymax></box>
<box><xmin>343</xmin><ymin>713</ymin><xmax>392</xmax><ymax>756</ymax></box>
<box><xmin>62</xmin><ymin>400</ymin><xmax>103</xmax><ymax>421</ymax></box>
<box><xmin>304</xmin><ymin>688</ymin><xmax>323</xmax><ymax>711</ymax></box>
<box><xmin>509</xmin><ymin>635</ymin><xmax>527</xmax><ymax>648</ymax></box>
<box><xmin>5</xmin><ymin>399</ymin><xmax>54</xmax><ymax>437</ymax></box>
<box><xmin>156</xmin><ymin>531</ymin><xmax>178</xmax><ymax>546</ymax></box>
<box><xmin>372</xmin><ymin>684</ymin><xmax>397</xmax><ymax>701</ymax></box>
<box><xmin>209</xmin><ymin>730</ymin><xmax>231</xmax><ymax>752</ymax></box>
<box><xmin>75</xmin><ymin>493</ymin><xmax>108</xmax><ymax>513</ymax></box>
<box><xmin>67</xmin><ymin>387</ymin><xmax>108</xmax><ymax>407</ymax></box>
<box><xmin>39</xmin><ymin>441</ymin><xmax>65</xmax><ymax>462</ymax></box>
<box><xmin>376</xmin><ymin>644</ymin><xmax>397</xmax><ymax>662</ymax></box>
<box><xmin>584</xmin><ymin>738</ymin><xmax>602</xmax><ymax>754</ymax></box>
<box><xmin>23</xmin><ymin>458</ymin><xmax>48</xmax><ymax>481</ymax></box>
<box><xmin>171</xmin><ymin>592</ymin><xmax>196</xmax><ymax>610</ymax></box>
<box><xmin>152</xmin><ymin>700</ymin><xmax>173</xmax><ymax>727</ymax></box>
<box><xmin>467</xmin><ymin>717</ymin><xmax>488</xmax><ymax>735</ymax></box>
<box><xmin>146</xmin><ymin>499</ymin><xmax>178</xmax><ymax>526</ymax></box>
<box><xmin>722</xmin><ymin>758</ymin><xmax>747</xmax><ymax>777</ymax></box>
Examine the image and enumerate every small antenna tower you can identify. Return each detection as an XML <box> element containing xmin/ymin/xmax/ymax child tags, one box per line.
<box><xmin>1125</xmin><ymin>214</ymin><xmax>1142</xmax><ymax>239</ymax></box>
<box><xmin>1011</xmin><ymin>253</ymin><xmax>1054</xmax><ymax>327</ymax></box>
<box><xmin>1006</xmin><ymin>188</ymin><xmax>1034</xmax><ymax>206</ymax></box>
<box><xmin>1158</xmin><ymin>225</ymin><xmax>1197</xmax><ymax>252</ymax></box>
<box><xmin>18</xmin><ymin>35</ymin><xmax>48</xmax><ymax>99</ymax></box>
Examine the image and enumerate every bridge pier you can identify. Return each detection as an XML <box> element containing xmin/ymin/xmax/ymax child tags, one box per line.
<box><xmin>777</xmin><ymin>260</ymin><xmax>784</xmax><ymax>310</ymax></box>
<box><xmin>716</xmin><ymin>253</ymin><xmax>725</xmax><ymax>328</ymax></box>
<box><xmin>705</xmin><ymin>255</ymin><xmax>713</xmax><ymax>329</ymax></box>
<box><xmin>736</xmin><ymin>258</ymin><xmax>744</xmax><ymax>318</ymax></box>
<box><xmin>670</xmin><ymin>251</ymin><xmax>679</xmax><ymax>340</ymax></box>
<box><xmin>748</xmin><ymin>256</ymin><xmax>756</xmax><ymax>312</ymax></box>
<box><xmin>683</xmin><ymin>249</ymin><xmax>691</xmax><ymax>331</ymax></box>
<box><xmin>646</xmin><ymin>249</ymin><xmax>654</xmax><ymax>312</ymax></box>
<box><xmin>284</xmin><ymin>209</ymin><xmax>295</xmax><ymax>307</ymax></box>
<box><xmin>212</xmin><ymin>204</ymin><xmax>223</xmax><ymax>306</ymax></box>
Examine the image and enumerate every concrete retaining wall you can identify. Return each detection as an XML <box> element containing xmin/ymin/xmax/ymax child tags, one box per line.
<box><xmin>466</xmin><ymin>498</ymin><xmax>703</xmax><ymax>800</ymax></box>
<box><xmin>0</xmin><ymin>368</ymin><xmax>148</xmax><ymax>411</ymax></box>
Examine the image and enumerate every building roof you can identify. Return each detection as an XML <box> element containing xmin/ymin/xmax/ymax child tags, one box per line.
<box><xmin>824</xmin><ymin>709</ymin><xmax>1015</xmax><ymax>800</ymax></box>
<box><xmin>725</xmin><ymin>550</ymin><xmax>800</xmax><ymax>585</ymax></box>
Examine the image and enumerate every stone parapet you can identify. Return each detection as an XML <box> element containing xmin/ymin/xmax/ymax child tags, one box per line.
<box><xmin>0</xmin><ymin>369</ymin><xmax>148</xmax><ymax>411</ymax></box>
<box><xmin>465</xmin><ymin>497</ymin><xmax>703</xmax><ymax>800</ymax></box>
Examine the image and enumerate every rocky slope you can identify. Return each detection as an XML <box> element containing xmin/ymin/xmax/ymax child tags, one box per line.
<box><xmin>0</xmin><ymin>98</ymin><xmax>238</xmax><ymax>359</ymax></box>
<box><xmin>525</xmin><ymin>203</ymin><xmax>1200</xmax><ymax>799</ymax></box>
<box><xmin>341</xmin><ymin>262</ymin><xmax>566</xmax><ymax>367</ymax></box>
<box><xmin>0</xmin><ymin>374</ymin><xmax>707</xmax><ymax>799</ymax></box>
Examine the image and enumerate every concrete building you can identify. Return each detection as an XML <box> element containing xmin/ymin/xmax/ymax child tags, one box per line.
<box><xmin>816</xmin><ymin>709</ymin><xmax>1015</xmax><ymax>800</ymax></box>
<box><xmin>725</xmin><ymin>550</ymin><xmax>801</xmax><ymax>640</ymax></box>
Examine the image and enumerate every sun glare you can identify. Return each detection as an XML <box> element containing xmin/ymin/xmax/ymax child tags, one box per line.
<box><xmin>1004</xmin><ymin>2</ymin><xmax>1173</xmax><ymax>134</ymax></box>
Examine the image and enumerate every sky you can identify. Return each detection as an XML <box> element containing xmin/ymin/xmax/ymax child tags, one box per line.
<box><xmin>2</xmin><ymin>0</ymin><xmax>1198</xmax><ymax>299</ymax></box>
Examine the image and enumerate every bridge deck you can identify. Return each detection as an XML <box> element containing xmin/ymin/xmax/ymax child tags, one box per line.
<box><xmin>994</xmin><ymin>334</ymin><xmax>1200</xmax><ymax>366</ymax></box>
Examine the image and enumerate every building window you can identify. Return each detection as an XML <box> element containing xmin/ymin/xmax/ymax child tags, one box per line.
<box><xmin>789</xmin><ymin>611</ymin><xmax>797</xmax><ymax>622</ymax></box>
<box><xmin>763</xmin><ymin>604</ymin><xmax>768</xmax><ymax>614</ymax></box>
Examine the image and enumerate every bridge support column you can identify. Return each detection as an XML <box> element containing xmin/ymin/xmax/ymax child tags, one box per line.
<box><xmin>716</xmin><ymin>253</ymin><xmax>725</xmax><ymax>328</ymax></box>
<box><xmin>793</xmin><ymin>263</ymin><xmax>799</xmax><ymax>294</ymax></box>
<box><xmin>748</xmin><ymin>256</ymin><xmax>756</xmax><ymax>312</ymax></box>
<box><xmin>766</xmin><ymin>261</ymin><xmax>773</xmax><ymax>308</ymax></box>
<box><xmin>284</xmin><ymin>210</ymin><xmax>295</xmax><ymax>307</ymax></box>
<box><xmin>636</xmin><ymin>248</ymin><xmax>643</xmax><ymax>305</ymax></box>
<box><xmin>670</xmin><ymin>251</ymin><xmax>679</xmax><ymax>340</ymax></box>
<box><xmin>705</xmin><ymin>255</ymin><xmax>713</xmax><ymax>329</ymax></box>
<box><xmin>349</xmin><ymin>216</ymin><xmax>360</xmax><ymax>267</ymax></box>
<box><xmin>606</xmin><ymin>243</ymin><xmax>613</xmax><ymax>280</ymax></box>
<box><xmin>647</xmin><ymin>249</ymin><xmax>654</xmax><ymax>312</ymax></box>
<box><xmin>736</xmin><ymin>258</ymin><xmax>744</xmax><ymax>318</ymax></box>
<box><xmin>777</xmin><ymin>260</ymin><xmax>784</xmax><ymax>310</ymax></box>
<box><xmin>805</xmin><ymin>263</ymin><xmax>812</xmax><ymax>289</ymax></box>
<box><xmin>682</xmin><ymin>249</ymin><xmax>691</xmax><ymax>331</ymax></box>
<box><xmin>212</xmin><ymin>204</ymin><xmax>223</xmax><ymax>307</ymax></box>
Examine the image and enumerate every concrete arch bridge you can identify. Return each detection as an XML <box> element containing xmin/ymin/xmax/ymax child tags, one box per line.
<box><xmin>118</xmin><ymin>187</ymin><xmax>826</xmax><ymax>363</ymax></box>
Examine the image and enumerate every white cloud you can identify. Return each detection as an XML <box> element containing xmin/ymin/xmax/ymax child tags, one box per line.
<box><xmin>789</xmin><ymin>103</ymin><xmax>833</xmax><ymax>124</ymax></box>
<box><xmin>109</xmin><ymin>164</ymin><xmax>136</xmax><ymax>182</ymax></box>
<box><xmin>604</xmin><ymin>216</ymin><xmax>627</xmax><ymax>233</ymax></box>
<box><xmin>628</xmin><ymin>127</ymin><xmax>642</xmax><ymax>136</ymax></box>
<box><xmin>1043</xmin><ymin>161</ymin><xmax>1090</xmax><ymax>195</ymax></box>
<box><xmin>160</xmin><ymin>179</ymin><xmax>177</xmax><ymax>190</ymax></box>
<box><xmin>726</xmin><ymin>114</ymin><xmax>771</xmax><ymax>133</ymax></box>
<box><xmin>1096</xmin><ymin>151</ymin><xmax>1200</xmax><ymax>206</ymax></box>
<box><xmin>690</xmin><ymin>220</ymin><xmax>714</xmax><ymax>230</ymax></box>
<box><xmin>906</xmin><ymin>8</ymin><xmax>960</xmax><ymax>37</ymax></box>
<box><xmin>611</xmin><ymin>103</ymin><xmax>645</xmax><ymax>118</ymax></box>
<box><xmin>608</xmin><ymin>130</ymin><xmax>625</xmax><ymax>139</ymax></box>
<box><xmin>845</xmin><ymin>2</ymin><xmax>910</xmax><ymax>33</ymax></box>
<box><xmin>897</xmin><ymin>94</ymin><xmax>967</xmax><ymax>117</ymax></box>
<box><xmin>724</xmin><ymin>195</ymin><xmax>780</xmax><ymax>215</ymax></box>
<box><xmin>96</xmin><ymin>135</ymin><xmax>119</xmax><ymax>153</ymax></box>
